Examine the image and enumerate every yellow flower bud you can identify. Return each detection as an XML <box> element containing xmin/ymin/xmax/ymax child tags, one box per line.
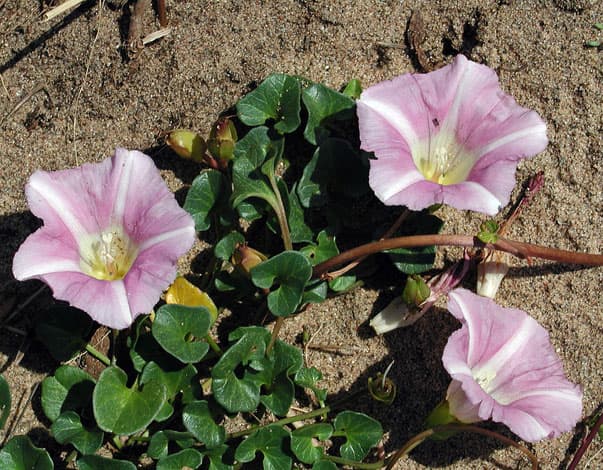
<box><xmin>166</xmin><ymin>129</ymin><xmax>207</xmax><ymax>163</ymax></box>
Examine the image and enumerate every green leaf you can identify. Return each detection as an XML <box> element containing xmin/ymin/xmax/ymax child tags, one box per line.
<box><xmin>312</xmin><ymin>461</ymin><xmax>338</xmax><ymax>470</ymax></box>
<box><xmin>333</xmin><ymin>411</ymin><xmax>383</xmax><ymax>461</ymax></box>
<box><xmin>35</xmin><ymin>305</ymin><xmax>93</xmax><ymax>361</ymax></box>
<box><xmin>251</xmin><ymin>251</ymin><xmax>313</xmax><ymax>316</ymax></box>
<box><xmin>93</xmin><ymin>366</ymin><xmax>166</xmax><ymax>435</ymax></box>
<box><xmin>301</xmin><ymin>280</ymin><xmax>328</xmax><ymax>305</ymax></box>
<box><xmin>386</xmin><ymin>214</ymin><xmax>444</xmax><ymax>274</ymax></box>
<box><xmin>203</xmin><ymin>444</ymin><xmax>234</xmax><ymax>470</ymax></box>
<box><xmin>231</xmin><ymin>127</ymin><xmax>282</xmax><ymax>210</ymax></box>
<box><xmin>300</xmin><ymin>230</ymin><xmax>339</xmax><ymax>265</ymax></box>
<box><xmin>184</xmin><ymin>169</ymin><xmax>229</xmax><ymax>232</ymax></box>
<box><xmin>156</xmin><ymin>448</ymin><xmax>203</xmax><ymax>470</ymax></box>
<box><xmin>140</xmin><ymin>362</ymin><xmax>200</xmax><ymax>405</ymax></box>
<box><xmin>283</xmin><ymin>182</ymin><xmax>313</xmax><ymax>243</ymax></box>
<box><xmin>259</xmin><ymin>341</ymin><xmax>303</xmax><ymax>416</ymax></box>
<box><xmin>148</xmin><ymin>430</ymin><xmax>195</xmax><ymax>460</ymax></box>
<box><xmin>182</xmin><ymin>401</ymin><xmax>226</xmax><ymax>449</ymax></box>
<box><xmin>291</xmin><ymin>423</ymin><xmax>333</xmax><ymax>464</ymax></box>
<box><xmin>152</xmin><ymin>304</ymin><xmax>212</xmax><ymax>363</ymax></box>
<box><xmin>297</xmin><ymin>139</ymin><xmax>369</xmax><ymax>208</ymax></box>
<box><xmin>235</xmin><ymin>425</ymin><xmax>292</xmax><ymax>470</ymax></box>
<box><xmin>302</xmin><ymin>83</ymin><xmax>355</xmax><ymax>145</ymax></box>
<box><xmin>51</xmin><ymin>411</ymin><xmax>103</xmax><ymax>455</ymax></box>
<box><xmin>77</xmin><ymin>455</ymin><xmax>136</xmax><ymax>470</ymax></box>
<box><xmin>211</xmin><ymin>327</ymin><xmax>271</xmax><ymax>413</ymax></box>
<box><xmin>41</xmin><ymin>365</ymin><xmax>95</xmax><ymax>422</ymax></box>
<box><xmin>477</xmin><ymin>219</ymin><xmax>500</xmax><ymax>244</ymax></box>
<box><xmin>214</xmin><ymin>231</ymin><xmax>245</xmax><ymax>260</ymax></box>
<box><xmin>342</xmin><ymin>79</ymin><xmax>362</xmax><ymax>99</ymax></box>
<box><xmin>237</xmin><ymin>74</ymin><xmax>301</xmax><ymax>134</ymax></box>
<box><xmin>294</xmin><ymin>367</ymin><xmax>327</xmax><ymax>404</ymax></box>
<box><xmin>0</xmin><ymin>436</ymin><xmax>53</xmax><ymax>470</ymax></box>
<box><xmin>0</xmin><ymin>375</ymin><xmax>11</xmax><ymax>430</ymax></box>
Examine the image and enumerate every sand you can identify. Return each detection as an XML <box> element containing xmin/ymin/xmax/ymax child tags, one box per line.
<box><xmin>0</xmin><ymin>0</ymin><xmax>601</xmax><ymax>468</ymax></box>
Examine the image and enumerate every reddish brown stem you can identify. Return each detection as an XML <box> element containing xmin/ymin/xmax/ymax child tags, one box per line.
<box><xmin>312</xmin><ymin>234</ymin><xmax>603</xmax><ymax>279</ymax></box>
<box><xmin>157</xmin><ymin>0</ymin><xmax>168</xmax><ymax>27</ymax></box>
<box><xmin>568</xmin><ymin>413</ymin><xmax>603</xmax><ymax>470</ymax></box>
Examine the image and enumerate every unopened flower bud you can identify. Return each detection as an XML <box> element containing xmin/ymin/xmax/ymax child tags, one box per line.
<box><xmin>401</xmin><ymin>275</ymin><xmax>430</xmax><ymax>307</ymax></box>
<box><xmin>476</xmin><ymin>250</ymin><xmax>509</xmax><ymax>299</ymax></box>
<box><xmin>166</xmin><ymin>129</ymin><xmax>207</xmax><ymax>163</ymax></box>
<box><xmin>231</xmin><ymin>244</ymin><xmax>267</xmax><ymax>277</ymax></box>
<box><xmin>207</xmin><ymin>117</ymin><xmax>238</xmax><ymax>165</ymax></box>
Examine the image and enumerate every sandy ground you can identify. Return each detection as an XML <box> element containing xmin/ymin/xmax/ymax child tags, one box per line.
<box><xmin>0</xmin><ymin>0</ymin><xmax>602</xmax><ymax>468</ymax></box>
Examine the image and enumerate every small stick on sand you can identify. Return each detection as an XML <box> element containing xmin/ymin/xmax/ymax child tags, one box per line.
<box><xmin>157</xmin><ymin>0</ymin><xmax>168</xmax><ymax>27</ymax></box>
<box><xmin>0</xmin><ymin>84</ymin><xmax>53</xmax><ymax>128</ymax></box>
<box><xmin>44</xmin><ymin>0</ymin><xmax>86</xmax><ymax>21</ymax></box>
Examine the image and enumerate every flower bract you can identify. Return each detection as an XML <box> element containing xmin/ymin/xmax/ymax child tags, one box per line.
<box><xmin>13</xmin><ymin>148</ymin><xmax>196</xmax><ymax>329</ymax></box>
<box><xmin>442</xmin><ymin>288</ymin><xmax>582</xmax><ymax>442</ymax></box>
<box><xmin>357</xmin><ymin>55</ymin><xmax>548</xmax><ymax>215</ymax></box>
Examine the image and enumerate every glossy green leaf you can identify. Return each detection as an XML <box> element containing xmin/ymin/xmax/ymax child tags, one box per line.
<box><xmin>294</xmin><ymin>367</ymin><xmax>327</xmax><ymax>404</ymax></box>
<box><xmin>342</xmin><ymin>78</ymin><xmax>362</xmax><ymax>99</ymax></box>
<box><xmin>51</xmin><ymin>411</ymin><xmax>103</xmax><ymax>455</ymax></box>
<box><xmin>214</xmin><ymin>231</ymin><xmax>245</xmax><ymax>260</ymax></box>
<box><xmin>385</xmin><ymin>214</ymin><xmax>444</xmax><ymax>274</ymax></box>
<box><xmin>301</xmin><ymin>280</ymin><xmax>328</xmax><ymax>305</ymax></box>
<box><xmin>231</xmin><ymin>127</ymin><xmax>282</xmax><ymax>210</ymax></box>
<box><xmin>0</xmin><ymin>375</ymin><xmax>11</xmax><ymax>430</ymax></box>
<box><xmin>302</xmin><ymin>83</ymin><xmax>355</xmax><ymax>145</ymax></box>
<box><xmin>237</xmin><ymin>74</ymin><xmax>301</xmax><ymax>134</ymax></box>
<box><xmin>148</xmin><ymin>430</ymin><xmax>195</xmax><ymax>460</ymax></box>
<box><xmin>235</xmin><ymin>425</ymin><xmax>292</xmax><ymax>470</ymax></box>
<box><xmin>184</xmin><ymin>169</ymin><xmax>229</xmax><ymax>231</ymax></box>
<box><xmin>182</xmin><ymin>400</ymin><xmax>226</xmax><ymax>449</ymax></box>
<box><xmin>251</xmin><ymin>251</ymin><xmax>313</xmax><ymax>316</ymax></box>
<box><xmin>297</xmin><ymin>139</ymin><xmax>369</xmax><ymax>208</ymax></box>
<box><xmin>77</xmin><ymin>455</ymin><xmax>136</xmax><ymax>470</ymax></box>
<box><xmin>0</xmin><ymin>436</ymin><xmax>53</xmax><ymax>470</ymax></box>
<box><xmin>333</xmin><ymin>411</ymin><xmax>383</xmax><ymax>461</ymax></box>
<box><xmin>203</xmin><ymin>444</ymin><xmax>234</xmax><ymax>470</ymax></box>
<box><xmin>41</xmin><ymin>365</ymin><xmax>95</xmax><ymax>422</ymax></box>
<box><xmin>35</xmin><ymin>305</ymin><xmax>93</xmax><ymax>361</ymax></box>
<box><xmin>93</xmin><ymin>366</ymin><xmax>166</xmax><ymax>435</ymax></box>
<box><xmin>312</xmin><ymin>460</ymin><xmax>338</xmax><ymax>470</ymax></box>
<box><xmin>291</xmin><ymin>423</ymin><xmax>333</xmax><ymax>464</ymax></box>
<box><xmin>140</xmin><ymin>362</ymin><xmax>200</xmax><ymax>405</ymax></box>
<box><xmin>152</xmin><ymin>304</ymin><xmax>212</xmax><ymax>363</ymax></box>
<box><xmin>284</xmin><ymin>182</ymin><xmax>313</xmax><ymax>243</ymax></box>
<box><xmin>156</xmin><ymin>449</ymin><xmax>203</xmax><ymax>470</ymax></box>
<box><xmin>259</xmin><ymin>341</ymin><xmax>303</xmax><ymax>416</ymax></box>
<box><xmin>211</xmin><ymin>327</ymin><xmax>271</xmax><ymax>413</ymax></box>
<box><xmin>300</xmin><ymin>230</ymin><xmax>338</xmax><ymax>265</ymax></box>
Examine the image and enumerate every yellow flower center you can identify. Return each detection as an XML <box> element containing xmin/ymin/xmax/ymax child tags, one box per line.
<box><xmin>79</xmin><ymin>226</ymin><xmax>138</xmax><ymax>281</ymax></box>
<box><xmin>412</xmin><ymin>132</ymin><xmax>476</xmax><ymax>185</ymax></box>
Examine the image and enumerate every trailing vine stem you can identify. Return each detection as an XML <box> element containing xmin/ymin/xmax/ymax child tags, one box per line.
<box><xmin>567</xmin><ymin>412</ymin><xmax>603</xmax><ymax>470</ymax></box>
<box><xmin>313</xmin><ymin>234</ymin><xmax>603</xmax><ymax>279</ymax></box>
<box><xmin>384</xmin><ymin>423</ymin><xmax>539</xmax><ymax>470</ymax></box>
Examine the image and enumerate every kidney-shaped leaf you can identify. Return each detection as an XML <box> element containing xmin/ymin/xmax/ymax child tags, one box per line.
<box><xmin>157</xmin><ymin>449</ymin><xmax>203</xmax><ymax>470</ymax></box>
<box><xmin>235</xmin><ymin>425</ymin><xmax>292</xmax><ymax>470</ymax></box>
<box><xmin>41</xmin><ymin>365</ymin><xmax>95</xmax><ymax>422</ymax></box>
<box><xmin>251</xmin><ymin>251</ymin><xmax>312</xmax><ymax>317</ymax></box>
<box><xmin>77</xmin><ymin>455</ymin><xmax>136</xmax><ymax>470</ymax></box>
<box><xmin>183</xmin><ymin>400</ymin><xmax>226</xmax><ymax>449</ymax></box>
<box><xmin>184</xmin><ymin>169</ymin><xmax>229</xmax><ymax>232</ymax></box>
<box><xmin>291</xmin><ymin>423</ymin><xmax>333</xmax><ymax>464</ymax></box>
<box><xmin>0</xmin><ymin>436</ymin><xmax>53</xmax><ymax>470</ymax></box>
<box><xmin>237</xmin><ymin>74</ymin><xmax>301</xmax><ymax>134</ymax></box>
<box><xmin>152</xmin><ymin>304</ymin><xmax>212</xmax><ymax>363</ymax></box>
<box><xmin>51</xmin><ymin>411</ymin><xmax>103</xmax><ymax>455</ymax></box>
<box><xmin>302</xmin><ymin>83</ymin><xmax>355</xmax><ymax>145</ymax></box>
<box><xmin>93</xmin><ymin>366</ymin><xmax>166</xmax><ymax>435</ymax></box>
<box><xmin>333</xmin><ymin>411</ymin><xmax>383</xmax><ymax>462</ymax></box>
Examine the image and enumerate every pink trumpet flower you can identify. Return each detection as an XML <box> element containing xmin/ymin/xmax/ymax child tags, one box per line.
<box><xmin>357</xmin><ymin>55</ymin><xmax>548</xmax><ymax>215</ymax></box>
<box><xmin>442</xmin><ymin>288</ymin><xmax>582</xmax><ymax>442</ymax></box>
<box><xmin>13</xmin><ymin>148</ymin><xmax>196</xmax><ymax>329</ymax></box>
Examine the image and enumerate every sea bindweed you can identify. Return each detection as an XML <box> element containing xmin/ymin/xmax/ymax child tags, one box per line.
<box><xmin>357</xmin><ymin>55</ymin><xmax>548</xmax><ymax>215</ymax></box>
<box><xmin>441</xmin><ymin>288</ymin><xmax>582</xmax><ymax>442</ymax></box>
<box><xmin>13</xmin><ymin>148</ymin><xmax>195</xmax><ymax>329</ymax></box>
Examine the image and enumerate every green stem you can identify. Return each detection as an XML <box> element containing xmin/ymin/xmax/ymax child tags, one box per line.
<box><xmin>322</xmin><ymin>454</ymin><xmax>384</xmax><ymax>469</ymax></box>
<box><xmin>85</xmin><ymin>343</ymin><xmax>111</xmax><ymax>367</ymax></box>
<box><xmin>205</xmin><ymin>334</ymin><xmax>223</xmax><ymax>356</ymax></box>
<box><xmin>384</xmin><ymin>423</ymin><xmax>539</xmax><ymax>470</ymax></box>
<box><xmin>227</xmin><ymin>405</ymin><xmax>331</xmax><ymax>440</ymax></box>
<box><xmin>266</xmin><ymin>316</ymin><xmax>284</xmax><ymax>355</ymax></box>
<box><xmin>313</xmin><ymin>234</ymin><xmax>603</xmax><ymax>279</ymax></box>
<box><xmin>267</xmin><ymin>173</ymin><xmax>292</xmax><ymax>251</ymax></box>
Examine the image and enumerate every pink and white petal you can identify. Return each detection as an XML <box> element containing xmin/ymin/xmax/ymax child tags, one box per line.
<box><xmin>26</xmin><ymin>158</ymin><xmax>121</xmax><ymax>237</ymax></box>
<box><xmin>440</xmin><ymin>182</ymin><xmax>502</xmax><ymax>215</ymax></box>
<box><xmin>108</xmin><ymin>149</ymin><xmax>195</xmax><ymax>245</ymax></box>
<box><xmin>446</xmin><ymin>379</ymin><xmax>493</xmax><ymax>423</ymax></box>
<box><xmin>376</xmin><ymin>179</ymin><xmax>444</xmax><ymax>210</ymax></box>
<box><xmin>13</xmin><ymin>228</ymin><xmax>81</xmax><ymax>280</ymax></box>
<box><xmin>123</xmin><ymin>245</ymin><xmax>182</xmax><ymax>316</ymax></box>
<box><xmin>368</xmin><ymin>149</ymin><xmax>426</xmax><ymax>204</ymax></box>
<box><xmin>465</xmin><ymin>159</ymin><xmax>521</xmax><ymax>211</ymax></box>
<box><xmin>38</xmin><ymin>272</ymin><xmax>134</xmax><ymax>329</ymax></box>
